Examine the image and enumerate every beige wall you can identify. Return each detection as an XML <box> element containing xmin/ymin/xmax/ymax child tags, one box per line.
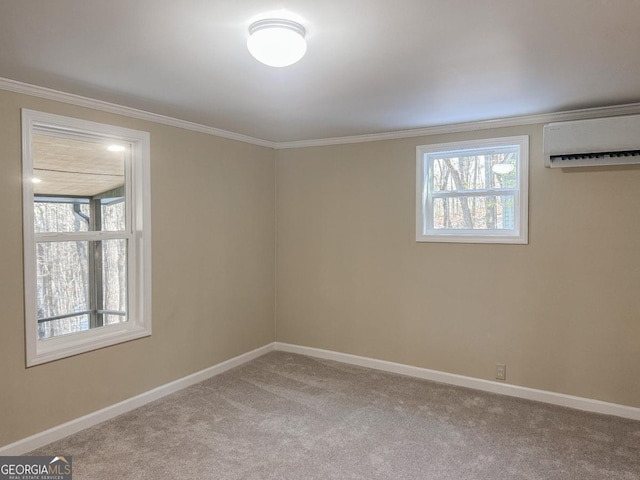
<box><xmin>0</xmin><ymin>89</ymin><xmax>276</xmax><ymax>447</ymax></box>
<box><xmin>275</xmin><ymin>125</ymin><xmax>640</xmax><ymax>408</ymax></box>
<box><xmin>3</xmin><ymin>85</ymin><xmax>639</xmax><ymax>448</ymax></box>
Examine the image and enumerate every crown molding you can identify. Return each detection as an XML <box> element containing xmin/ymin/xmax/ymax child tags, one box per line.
<box><xmin>3</xmin><ymin>76</ymin><xmax>640</xmax><ymax>150</ymax></box>
<box><xmin>0</xmin><ymin>77</ymin><xmax>275</xmax><ymax>148</ymax></box>
<box><xmin>273</xmin><ymin>102</ymin><xmax>640</xmax><ymax>149</ymax></box>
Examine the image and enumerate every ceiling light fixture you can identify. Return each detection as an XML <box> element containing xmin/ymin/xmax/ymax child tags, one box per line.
<box><xmin>107</xmin><ymin>144</ymin><xmax>126</xmax><ymax>152</ymax></box>
<box><xmin>32</xmin><ymin>178</ymin><xmax>42</xmax><ymax>184</ymax></box>
<box><xmin>492</xmin><ymin>163</ymin><xmax>515</xmax><ymax>175</ymax></box>
<box><xmin>247</xmin><ymin>18</ymin><xmax>307</xmax><ymax>67</ymax></box>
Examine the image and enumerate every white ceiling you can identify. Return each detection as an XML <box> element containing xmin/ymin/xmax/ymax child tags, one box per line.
<box><xmin>1</xmin><ymin>0</ymin><xmax>640</xmax><ymax>143</ymax></box>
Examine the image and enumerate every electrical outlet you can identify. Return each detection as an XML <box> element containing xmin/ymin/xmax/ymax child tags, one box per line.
<box><xmin>496</xmin><ymin>363</ymin><xmax>506</xmax><ymax>381</ymax></box>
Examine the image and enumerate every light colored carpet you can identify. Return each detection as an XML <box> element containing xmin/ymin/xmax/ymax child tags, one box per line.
<box><xmin>30</xmin><ymin>352</ymin><xmax>640</xmax><ymax>479</ymax></box>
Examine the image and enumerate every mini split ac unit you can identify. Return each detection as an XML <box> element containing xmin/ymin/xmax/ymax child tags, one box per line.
<box><xmin>543</xmin><ymin>114</ymin><xmax>640</xmax><ymax>168</ymax></box>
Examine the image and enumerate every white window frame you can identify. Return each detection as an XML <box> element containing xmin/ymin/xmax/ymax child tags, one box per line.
<box><xmin>416</xmin><ymin>135</ymin><xmax>529</xmax><ymax>244</ymax></box>
<box><xmin>22</xmin><ymin>109</ymin><xmax>152</xmax><ymax>366</ymax></box>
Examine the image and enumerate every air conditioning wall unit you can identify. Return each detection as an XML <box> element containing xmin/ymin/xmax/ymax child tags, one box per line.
<box><xmin>543</xmin><ymin>114</ymin><xmax>640</xmax><ymax>168</ymax></box>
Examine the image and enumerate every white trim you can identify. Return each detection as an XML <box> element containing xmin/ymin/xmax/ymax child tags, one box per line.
<box><xmin>22</xmin><ymin>109</ymin><xmax>152</xmax><ymax>366</ymax></box>
<box><xmin>416</xmin><ymin>135</ymin><xmax>529</xmax><ymax>244</ymax></box>
<box><xmin>0</xmin><ymin>77</ymin><xmax>274</xmax><ymax>148</ymax></box>
<box><xmin>0</xmin><ymin>343</ymin><xmax>276</xmax><ymax>456</ymax></box>
<box><xmin>273</xmin><ymin>104</ymin><xmax>640</xmax><ymax>149</ymax></box>
<box><xmin>274</xmin><ymin>342</ymin><xmax>640</xmax><ymax>421</ymax></box>
<box><xmin>3</xmin><ymin>77</ymin><xmax>640</xmax><ymax>149</ymax></box>
<box><xmin>3</xmin><ymin>340</ymin><xmax>638</xmax><ymax>455</ymax></box>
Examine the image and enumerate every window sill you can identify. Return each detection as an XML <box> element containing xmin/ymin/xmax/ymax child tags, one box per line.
<box><xmin>27</xmin><ymin>322</ymin><xmax>151</xmax><ymax>367</ymax></box>
<box><xmin>416</xmin><ymin>231</ymin><xmax>528</xmax><ymax>244</ymax></box>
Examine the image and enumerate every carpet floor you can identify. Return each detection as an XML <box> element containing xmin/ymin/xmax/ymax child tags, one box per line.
<box><xmin>30</xmin><ymin>351</ymin><xmax>640</xmax><ymax>479</ymax></box>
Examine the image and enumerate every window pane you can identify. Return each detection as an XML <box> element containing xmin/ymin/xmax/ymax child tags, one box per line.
<box><xmin>431</xmin><ymin>149</ymin><xmax>518</xmax><ymax>192</ymax></box>
<box><xmin>433</xmin><ymin>195</ymin><xmax>516</xmax><ymax>230</ymax></box>
<box><xmin>101</xmin><ymin>239</ymin><xmax>127</xmax><ymax>322</ymax></box>
<box><xmin>32</xmin><ymin>133</ymin><xmax>126</xmax><ymax>233</ymax></box>
<box><xmin>101</xmin><ymin>198</ymin><xmax>125</xmax><ymax>231</ymax></box>
<box><xmin>104</xmin><ymin>314</ymin><xmax>127</xmax><ymax>326</ymax></box>
<box><xmin>34</xmin><ymin>200</ymin><xmax>90</xmax><ymax>233</ymax></box>
<box><xmin>38</xmin><ymin>314</ymin><xmax>90</xmax><ymax>340</ymax></box>
<box><xmin>36</xmin><ymin>241</ymin><xmax>89</xmax><ymax>321</ymax></box>
<box><xmin>36</xmin><ymin>239</ymin><xmax>129</xmax><ymax>338</ymax></box>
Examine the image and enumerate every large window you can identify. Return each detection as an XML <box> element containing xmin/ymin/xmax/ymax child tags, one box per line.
<box><xmin>22</xmin><ymin>110</ymin><xmax>151</xmax><ymax>366</ymax></box>
<box><xmin>416</xmin><ymin>136</ymin><xmax>529</xmax><ymax>244</ymax></box>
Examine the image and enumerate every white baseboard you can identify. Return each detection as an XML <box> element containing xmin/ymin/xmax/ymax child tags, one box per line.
<box><xmin>4</xmin><ymin>340</ymin><xmax>638</xmax><ymax>455</ymax></box>
<box><xmin>274</xmin><ymin>342</ymin><xmax>640</xmax><ymax>421</ymax></box>
<box><xmin>0</xmin><ymin>343</ymin><xmax>276</xmax><ymax>456</ymax></box>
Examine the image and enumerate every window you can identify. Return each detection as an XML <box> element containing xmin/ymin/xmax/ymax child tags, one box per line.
<box><xmin>22</xmin><ymin>110</ymin><xmax>151</xmax><ymax>366</ymax></box>
<box><xmin>416</xmin><ymin>135</ymin><xmax>529</xmax><ymax>244</ymax></box>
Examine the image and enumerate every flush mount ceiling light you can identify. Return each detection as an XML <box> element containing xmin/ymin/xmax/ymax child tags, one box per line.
<box><xmin>492</xmin><ymin>163</ymin><xmax>515</xmax><ymax>175</ymax></box>
<box><xmin>247</xmin><ymin>18</ymin><xmax>307</xmax><ymax>67</ymax></box>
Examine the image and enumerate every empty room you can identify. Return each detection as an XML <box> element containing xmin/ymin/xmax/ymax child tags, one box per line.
<box><xmin>1</xmin><ymin>1</ymin><xmax>639</xmax><ymax>479</ymax></box>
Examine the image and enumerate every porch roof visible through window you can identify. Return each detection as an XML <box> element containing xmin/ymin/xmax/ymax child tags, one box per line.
<box><xmin>33</xmin><ymin>134</ymin><xmax>125</xmax><ymax>196</ymax></box>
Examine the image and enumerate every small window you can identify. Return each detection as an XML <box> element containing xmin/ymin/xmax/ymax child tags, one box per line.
<box><xmin>416</xmin><ymin>135</ymin><xmax>528</xmax><ymax>244</ymax></box>
<box><xmin>22</xmin><ymin>110</ymin><xmax>151</xmax><ymax>366</ymax></box>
